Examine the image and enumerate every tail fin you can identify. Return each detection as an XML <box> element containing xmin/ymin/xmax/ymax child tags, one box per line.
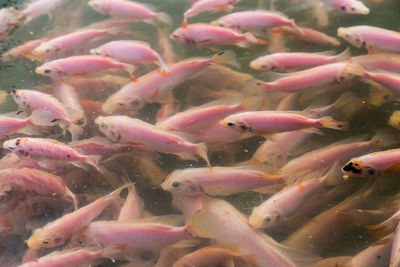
<box><xmin>319</xmin><ymin>117</ymin><xmax>348</xmax><ymax>130</ymax></box>
<box><xmin>367</xmin><ymin>218</ymin><xmax>399</xmax><ymax>238</ymax></box>
<box><xmin>290</xmin><ymin>19</ymin><xmax>304</xmax><ymax>35</ymax></box>
<box><xmin>158</xmin><ymin>12</ymin><xmax>172</xmax><ymax>25</ymax></box>
<box><xmin>68</xmin><ymin>123</ymin><xmax>84</xmax><ymax>141</ymax></box>
<box><xmin>84</xmin><ymin>155</ymin><xmax>103</xmax><ymax>173</ymax></box>
<box><xmin>211</xmin><ymin>50</ymin><xmax>241</xmax><ymax>69</ymax></box>
<box><xmin>123</xmin><ymin>63</ymin><xmax>137</xmax><ymax>77</ymax></box>
<box><xmin>194</xmin><ymin>143</ymin><xmax>211</xmax><ymax>168</ymax></box>
<box><xmin>336</xmin><ymin>47</ymin><xmax>351</xmax><ymax>62</ymax></box>
<box><xmin>243</xmin><ymin>32</ymin><xmax>270</xmax><ymax>45</ymax></box>
<box><xmin>154</xmin><ymin>52</ymin><xmax>169</xmax><ymax>74</ymax></box>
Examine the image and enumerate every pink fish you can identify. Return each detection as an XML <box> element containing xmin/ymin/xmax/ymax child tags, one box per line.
<box><xmin>25</xmin><ymin>185</ymin><xmax>127</xmax><ymax>249</ymax></box>
<box><xmin>220</xmin><ymin>111</ymin><xmax>348</xmax><ymax>135</ymax></box>
<box><xmin>161</xmin><ymin>167</ymin><xmax>285</xmax><ymax>196</ymax></box>
<box><xmin>272</xmin><ymin>26</ymin><xmax>341</xmax><ymax>47</ymax></box>
<box><xmin>187</xmin><ymin>196</ymin><xmax>321</xmax><ymax>266</ymax></box>
<box><xmin>18</xmin><ymin>0</ymin><xmax>64</xmax><ymax>23</ymax></box>
<box><xmin>2</xmin><ymin>137</ymin><xmax>102</xmax><ymax>172</ymax></box>
<box><xmin>352</xmin><ymin>53</ymin><xmax>400</xmax><ymax>73</ymax></box>
<box><xmin>248</xmin><ymin>165</ymin><xmax>338</xmax><ymax>229</ymax></box>
<box><xmin>156</xmin><ymin>97</ymin><xmax>259</xmax><ymax>132</ymax></box>
<box><xmin>102</xmin><ymin>51</ymin><xmax>238</xmax><ymax>114</ymax></box>
<box><xmin>0</xmin><ymin>116</ymin><xmax>35</xmax><ymax>137</ymax></box>
<box><xmin>338</xmin><ymin>26</ymin><xmax>400</xmax><ymax>53</ymax></box>
<box><xmin>342</xmin><ymin>148</ymin><xmax>400</xmax><ymax>177</ymax></box>
<box><xmin>0</xmin><ymin>168</ymin><xmax>78</xmax><ymax>209</ymax></box>
<box><xmin>35</xmin><ymin>55</ymin><xmax>136</xmax><ymax>79</ymax></box>
<box><xmin>170</xmin><ymin>23</ymin><xmax>269</xmax><ymax>48</ymax></box>
<box><xmin>19</xmin><ymin>248</ymin><xmax>105</xmax><ymax>267</ymax></box>
<box><xmin>253</xmin><ymin>61</ymin><xmax>363</xmax><ymax>92</ymax></box>
<box><xmin>69</xmin><ymin>136</ymin><xmax>135</xmax><ymax>156</ymax></box>
<box><xmin>212</xmin><ymin>10</ymin><xmax>302</xmax><ymax>33</ymax></box>
<box><xmin>2</xmin><ymin>37</ymin><xmax>51</xmax><ymax>61</ymax></box>
<box><xmin>360</xmin><ymin>69</ymin><xmax>400</xmax><ymax>93</ymax></box>
<box><xmin>88</xmin><ymin>0</ymin><xmax>171</xmax><ymax>24</ymax></box>
<box><xmin>54</xmin><ymin>82</ymin><xmax>86</xmax><ymax>126</ymax></box>
<box><xmin>11</xmin><ymin>89</ymin><xmax>83</xmax><ymax>140</ymax></box>
<box><xmin>70</xmin><ymin>221</ymin><xmax>194</xmax><ymax>255</ymax></box>
<box><xmin>33</xmin><ymin>29</ymin><xmax>109</xmax><ymax>58</ymax></box>
<box><xmin>183</xmin><ymin>0</ymin><xmax>240</xmax><ymax>22</ymax></box>
<box><xmin>118</xmin><ymin>184</ymin><xmax>143</xmax><ymax>221</ymax></box>
<box><xmin>95</xmin><ymin>115</ymin><xmax>210</xmax><ymax>166</ymax></box>
<box><xmin>250</xmin><ymin>48</ymin><xmax>351</xmax><ymax>71</ymax></box>
<box><xmin>90</xmin><ymin>40</ymin><xmax>168</xmax><ymax>72</ymax></box>
<box><xmin>323</xmin><ymin>0</ymin><xmax>369</xmax><ymax>14</ymax></box>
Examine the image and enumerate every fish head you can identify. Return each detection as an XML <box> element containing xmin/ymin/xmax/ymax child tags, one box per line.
<box><xmin>35</xmin><ymin>62</ymin><xmax>63</xmax><ymax>78</ymax></box>
<box><xmin>11</xmin><ymin>89</ymin><xmax>28</xmax><ymax>108</ymax></box>
<box><xmin>170</xmin><ymin>28</ymin><xmax>183</xmax><ymax>42</ymax></box>
<box><xmin>95</xmin><ymin>116</ymin><xmax>121</xmax><ymax>142</ymax></box>
<box><xmin>263</xmin><ymin>210</ymin><xmax>282</xmax><ymax>228</ymax></box>
<box><xmin>2</xmin><ymin>138</ymin><xmax>19</xmax><ymax>151</ymax></box>
<box><xmin>89</xmin><ymin>48</ymin><xmax>103</xmax><ymax>56</ymax></box>
<box><xmin>342</xmin><ymin>159</ymin><xmax>378</xmax><ymax>177</ymax></box>
<box><xmin>220</xmin><ymin>115</ymin><xmax>250</xmax><ymax>132</ymax></box>
<box><xmin>32</xmin><ymin>42</ymin><xmax>52</xmax><ymax>57</ymax></box>
<box><xmin>161</xmin><ymin>171</ymin><xmax>202</xmax><ymax>195</ymax></box>
<box><xmin>338</xmin><ymin>27</ymin><xmax>364</xmax><ymax>48</ymax></box>
<box><xmin>26</xmin><ymin>228</ymin><xmax>65</xmax><ymax>249</ymax></box>
<box><xmin>250</xmin><ymin>58</ymin><xmax>278</xmax><ymax>71</ymax></box>
<box><xmin>337</xmin><ymin>1</ymin><xmax>369</xmax><ymax>15</ymax></box>
<box><xmin>88</xmin><ymin>0</ymin><xmax>109</xmax><ymax>14</ymax></box>
<box><xmin>102</xmin><ymin>93</ymin><xmax>145</xmax><ymax>114</ymax></box>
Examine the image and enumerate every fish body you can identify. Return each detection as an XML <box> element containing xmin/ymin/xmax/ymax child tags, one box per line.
<box><xmin>342</xmin><ymin>148</ymin><xmax>400</xmax><ymax>177</ymax></box>
<box><xmin>0</xmin><ymin>116</ymin><xmax>33</xmax><ymax>137</ymax></box>
<box><xmin>256</xmin><ymin>62</ymin><xmax>361</xmax><ymax>92</ymax></box>
<box><xmin>323</xmin><ymin>0</ymin><xmax>369</xmax><ymax>14</ymax></box>
<box><xmin>2</xmin><ymin>37</ymin><xmax>50</xmax><ymax>61</ymax></box>
<box><xmin>102</xmin><ymin>51</ymin><xmax>238</xmax><ymax>114</ymax></box>
<box><xmin>90</xmin><ymin>40</ymin><xmax>168</xmax><ymax>72</ymax></box>
<box><xmin>18</xmin><ymin>248</ymin><xmax>104</xmax><ymax>267</ymax></box>
<box><xmin>11</xmin><ymin>89</ymin><xmax>83</xmax><ymax>140</ymax></box>
<box><xmin>184</xmin><ymin>0</ymin><xmax>240</xmax><ymax>21</ymax></box>
<box><xmin>170</xmin><ymin>23</ymin><xmax>268</xmax><ymax>48</ymax></box>
<box><xmin>2</xmin><ymin>137</ymin><xmax>101</xmax><ymax>172</ymax></box>
<box><xmin>213</xmin><ymin>10</ymin><xmax>299</xmax><ymax>32</ymax></box>
<box><xmin>18</xmin><ymin>0</ymin><xmax>64</xmax><ymax>23</ymax></box>
<box><xmin>161</xmin><ymin>167</ymin><xmax>285</xmax><ymax>196</ymax></box>
<box><xmin>33</xmin><ymin>29</ymin><xmax>109</xmax><ymax>58</ymax></box>
<box><xmin>274</xmin><ymin>26</ymin><xmax>341</xmax><ymax>46</ymax></box>
<box><xmin>338</xmin><ymin>26</ymin><xmax>400</xmax><ymax>53</ymax></box>
<box><xmin>250</xmin><ymin>48</ymin><xmax>350</xmax><ymax>71</ymax></box>
<box><xmin>35</xmin><ymin>55</ymin><xmax>135</xmax><ymax>79</ymax></box>
<box><xmin>220</xmin><ymin>111</ymin><xmax>347</xmax><ymax>134</ymax></box>
<box><xmin>353</xmin><ymin>54</ymin><xmax>400</xmax><ymax>73</ymax></box>
<box><xmin>363</xmin><ymin>70</ymin><xmax>400</xmax><ymax>93</ymax></box>
<box><xmin>95</xmin><ymin>115</ymin><xmax>210</xmax><ymax>166</ymax></box>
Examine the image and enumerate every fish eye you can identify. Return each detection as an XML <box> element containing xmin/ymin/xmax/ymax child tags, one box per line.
<box><xmin>261</xmin><ymin>64</ymin><xmax>267</xmax><ymax>68</ymax></box>
<box><xmin>77</xmin><ymin>237</ymin><xmax>84</xmax><ymax>245</ymax></box>
<box><xmin>118</xmin><ymin>102</ymin><xmax>124</xmax><ymax>106</ymax></box>
<box><xmin>45</xmin><ymin>48</ymin><xmax>51</xmax><ymax>52</ymax></box>
<box><xmin>219</xmin><ymin>22</ymin><xmax>224</xmax><ymax>27</ymax></box>
<box><xmin>172</xmin><ymin>34</ymin><xmax>179</xmax><ymax>38</ymax></box>
<box><xmin>351</xmin><ymin>6</ymin><xmax>356</xmax><ymax>11</ymax></box>
<box><xmin>42</xmin><ymin>238</ymin><xmax>51</xmax><ymax>244</ymax></box>
<box><xmin>227</xmin><ymin>122</ymin><xmax>235</xmax><ymax>127</ymax></box>
<box><xmin>101</xmin><ymin>122</ymin><xmax>107</xmax><ymax>128</ymax></box>
<box><xmin>265</xmin><ymin>216</ymin><xmax>272</xmax><ymax>222</ymax></box>
<box><xmin>346</xmin><ymin>33</ymin><xmax>351</xmax><ymax>38</ymax></box>
<box><xmin>172</xmin><ymin>181</ymin><xmax>180</xmax><ymax>187</ymax></box>
<box><xmin>44</xmin><ymin>69</ymin><xmax>51</xmax><ymax>74</ymax></box>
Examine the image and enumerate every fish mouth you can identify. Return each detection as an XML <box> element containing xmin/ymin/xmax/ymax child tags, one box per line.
<box><xmin>342</xmin><ymin>162</ymin><xmax>362</xmax><ymax>174</ymax></box>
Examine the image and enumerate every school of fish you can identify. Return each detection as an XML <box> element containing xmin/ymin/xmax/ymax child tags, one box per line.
<box><xmin>0</xmin><ymin>0</ymin><xmax>398</xmax><ymax>266</ymax></box>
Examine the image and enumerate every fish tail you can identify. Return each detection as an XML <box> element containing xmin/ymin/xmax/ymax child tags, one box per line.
<box><xmin>319</xmin><ymin>116</ymin><xmax>348</xmax><ymax>130</ymax></box>
<box><xmin>290</xmin><ymin>19</ymin><xmax>304</xmax><ymax>35</ymax></box>
<box><xmin>244</xmin><ymin>32</ymin><xmax>270</xmax><ymax>45</ymax></box>
<box><xmin>158</xmin><ymin>12</ymin><xmax>172</xmax><ymax>25</ymax></box>
<box><xmin>68</xmin><ymin>123</ymin><xmax>84</xmax><ymax>141</ymax></box>
<box><xmin>84</xmin><ymin>154</ymin><xmax>103</xmax><ymax>173</ymax></box>
<box><xmin>194</xmin><ymin>143</ymin><xmax>211</xmax><ymax>168</ymax></box>
<box><xmin>211</xmin><ymin>50</ymin><xmax>241</xmax><ymax>69</ymax></box>
<box><xmin>336</xmin><ymin>47</ymin><xmax>351</xmax><ymax>62</ymax></box>
<box><xmin>154</xmin><ymin>52</ymin><xmax>170</xmax><ymax>75</ymax></box>
<box><xmin>366</xmin><ymin>219</ymin><xmax>398</xmax><ymax>238</ymax></box>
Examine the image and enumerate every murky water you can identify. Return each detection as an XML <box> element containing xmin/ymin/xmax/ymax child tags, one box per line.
<box><xmin>0</xmin><ymin>0</ymin><xmax>400</xmax><ymax>266</ymax></box>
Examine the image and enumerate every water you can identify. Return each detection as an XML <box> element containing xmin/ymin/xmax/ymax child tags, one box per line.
<box><xmin>0</xmin><ymin>0</ymin><xmax>400</xmax><ymax>266</ymax></box>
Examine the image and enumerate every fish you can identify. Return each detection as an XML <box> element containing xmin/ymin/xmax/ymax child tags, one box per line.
<box><xmin>183</xmin><ymin>0</ymin><xmax>241</xmax><ymax>22</ymax></box>
<box><xmin>17</xmin><ymin>0</ymin><xmax>64</xmax><ymax>23</ymax></box>
<box><xmin>342</xmin><ymin>148</ymin><xmax>400</xmax><ymax>177</ymax></box>
<box><xmin>0</xmin><ymin>116</ymin><xmax>36</xmax><ymax>137</ymax></box>
<box><xmin>323</xmin><ymin>0</ymin><xmax>370</xmax><ymax>14</ymax></box>
<box><xmin>250</xmin><ymin>48</ymin><xmax>351</xmax><ymax>72</ymax></box>
<box><xmin>2</xmin><ymin>37</ymin><xmax>51</xmax><ymax>62</ymax></box>
<box><xmin>102</xmin><ymin>51</ymin><xmax>239</xmax><ymax>114</ymax></box>
<box><xmin>25</xmin><ymin>185</ymin><xmax>127</xmax><ymax>249</ymax></box>
<box><xmin>35</xmin><ymin>55</ymin><xmax>136</xmax><ymax>80</ymax></box>
<box><xmin>359</xmin><ymin>69</ymin><xmax>400</xmax><ymax>94</ymax></box>
<box><xmin>338</xmin><ymin>26</ymin><xmax>400</xmax><ymax>53</ymax></box>
<box><xmin>2</xmin><ymin>137</ymin><xmax>102</xmax><ymax>172</ymax></box>
<box><xmin>352</xmin><ymin>53</ymin><xmax>400</xmax><ymax>74</ymax></box>
<box><xmin>170</xmin><ymin>23</ymin><xmax>269</xmax><ymax>48</ymax></box>
<box><xmin>212</xmin><ymin>10</ymin><xmax>302</xmax><ymax>34</ymax></box>
<box><xmin>90</xmin><ymin>40</ymin><xmax>169</xmax><ymax>73</ymax></box>
<box><xmin>271</xmin><ymin>26</ymin><xmax>341</xmax><ymax>46</ymax></box>
<box><xmin>172</xmin><ymin>246</ymin><xmax>256</xmax><ymax>267</ymax></box>
<box><xmin>11</xmin><ymin>89</ymin><xmax>84</xmax><ymax>140</ymax></box>
<box><xmin>0</xmin><ymin>168</ymin><xmax>78</xmax><ymax>209</ymax></box>
<box><xmin>220</xmin><ymin>110</ymin><xmax>348</xmax><ymax>135</ymax></box>
<box><xmin>118</xmin><ymin>184</ymin><xmax>144</xmax><ymax>221</ymax></box>
<box><xmin>54</xmin><ymin>82</ymin><xmax>86</xmax><ymax>126</ymax></box>
<box><xmin>95</xmin><ymin>115</ymin><xmax>211</xmax><ymax>166</ymax></box>
<box><xmin>252</xmin><ymin>61</ymin><xmax>364</xmax><ymax>93</ymax></box>
<box><xmin>161</xmin><ymin>166</ymin><xmax>286</xmax><ymax>196</ymax></box>
<box><xmin>88</xmin><ymin>0</ymin><xmax>171</xmax><ymax>24</ymax></box>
